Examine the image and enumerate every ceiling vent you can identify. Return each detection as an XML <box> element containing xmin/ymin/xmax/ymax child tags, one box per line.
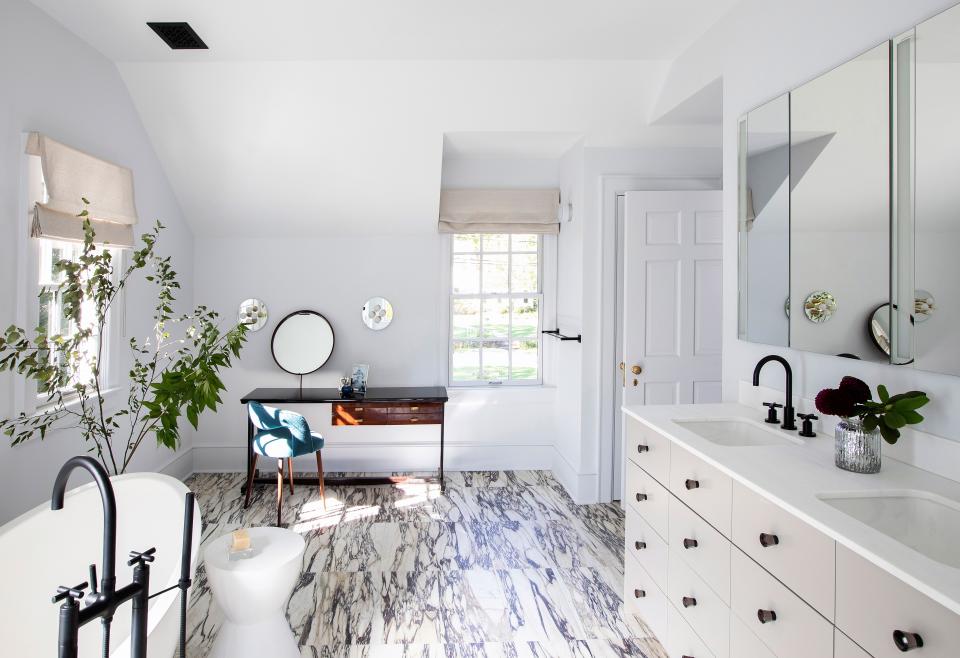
<box><xmin>147</xmin><ymin>22</ymin><xmax>208</xmax><ymax>50</ymax></box>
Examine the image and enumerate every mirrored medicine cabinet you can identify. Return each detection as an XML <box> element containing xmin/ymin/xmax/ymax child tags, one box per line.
<box><xmin>738</xmin><ymin>2</ymin><xmax>960</xmax><ymax>377</ymax></box>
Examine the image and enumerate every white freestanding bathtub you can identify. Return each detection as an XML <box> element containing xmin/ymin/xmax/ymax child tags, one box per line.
<box><xmin>0</xmin><ymin>472</ymin><xmax>202</xmax><ymax>657</ymax></box>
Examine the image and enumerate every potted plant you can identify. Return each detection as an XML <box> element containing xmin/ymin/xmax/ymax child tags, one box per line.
<box><xmin>815</xmin><ymin>376</ymin><xmax>929</xmax><ymax>473</ymax></box>
<box><xmin>0</xmin><ymin>209</ymin><xmax>247</xmax><ymax>475</ymax></box>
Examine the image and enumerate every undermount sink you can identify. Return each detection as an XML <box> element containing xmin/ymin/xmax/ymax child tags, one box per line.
<box><xmin>819</xmin><ymin>490</ymin><xmax>960</xmax><ymax>569</ymax></box>
<box><xmin>672</xmin><ymin>418</ymin><xmax>803</xmax><ymax>447</ymax></box>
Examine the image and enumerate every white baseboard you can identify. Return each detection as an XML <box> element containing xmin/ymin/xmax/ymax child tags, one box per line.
<box><xmin>191</xmin><ymin>442</ymin><xmax>554</xmax><ymax>474</ymax></box>
<box><xmin>157</xmin><ymin>445</ymin><xmax>194</xmax><ymax>481</ymax></box>
<box><xmin>551</xmin><ymin>448</ymin><xmax>599</xmax><ymax>504</ymax></box>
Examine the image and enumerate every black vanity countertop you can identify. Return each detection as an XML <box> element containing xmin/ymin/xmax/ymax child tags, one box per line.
<box><xmin>240</xmin><ymin>386</ymin><xmax>449</xmax><ymax>404</ymax></box>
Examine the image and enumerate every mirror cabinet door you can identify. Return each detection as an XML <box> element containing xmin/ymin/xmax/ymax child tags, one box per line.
<box><xmin>789</xmin><ymin>42</ymin><xmax>890</xmax><ymax>362</ymax></box>
<box><xmin>738</xmin><ymin>94</ymin><xmax>790</xmax><ymax>347</ymax></box>
<box><xmin>913</xmin><ymin>4</ymin><xmax>960</xmax><ymax>375</ymax></box>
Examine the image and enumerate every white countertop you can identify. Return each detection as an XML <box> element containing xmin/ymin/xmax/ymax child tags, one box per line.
<box><xmin>622</xmin><ymin>401</ymin><xmax>960</xmax><ymax>616</ymax></box>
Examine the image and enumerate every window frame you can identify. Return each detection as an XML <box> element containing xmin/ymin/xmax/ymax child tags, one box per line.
<box><xmin>448</xmin><ymin>233</ymin><xmax>544</xmax><ymax>387</ymax></box>
<box><xmin>17</xmin><ymin>144</ymin><xmax>121</xmax><ymax>415</ymax></box>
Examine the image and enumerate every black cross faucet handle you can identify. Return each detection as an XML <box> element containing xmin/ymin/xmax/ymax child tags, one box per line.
<box><xmin>52</xmin><ymin>581</ymin><xmax>88</xmax><ymax>604</ymax></box>
<box><xmin>763</xmin><ymin>402</ymin><xmax>782</xmax><ymax>424</ymax></box>
<box><xmin>798</xmin><ymin>413</ymin><xmax>819</xmax><ymax>438</ymax></box>
<box><xmin>128</xmin><ymin>547</ymin><xmax>157</xmax><ymax>567</ymax></box>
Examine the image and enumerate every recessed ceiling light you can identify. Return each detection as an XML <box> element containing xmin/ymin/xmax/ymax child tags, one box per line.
<box><xmin>147</xmin><ymin>22</ymin><xmax>208</xmax><ymax>50</ymax></box>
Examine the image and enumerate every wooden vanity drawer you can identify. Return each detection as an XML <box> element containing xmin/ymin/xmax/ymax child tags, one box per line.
<box><xmin>835</xmin><ymin>630</ymin><xmax>873</xmax><ymax>658</ymax></box>
<box><xmin>730</xmin><ymin>548</ymin><xmax>833</xmax><ymax>658</ymax></box>
<box><xmin>626</xmin><ymin>503</ymin><xmax>669</xmax><ymax>591</ymax></box>
<box><xmin>625</xmin><ymin>549</ymin><xmax>669</xmax><ymax>642</ymax></box>
<box><xmin>730</xmin><ymin>614</ymin><xmax>777</xmax><ymax>658</ymax></box>
<box><xmin>731</xmin><ymin>481</ymin><xmax>835</xmax><ymax>619</ymax></box>
<box><xmin>666</xmin><ymin>603</ymin><xmax>716</xmax><ymax>658</ymax></box>
<box><xmin>625</xmin><ymin>460</ymin><xmax>669</xmax><ymax>540</ymax></box>
<box><xmin>625</xmin><ymin>415</ymin><xmax>671</xmax><ymax>484</ymax></box>
<box><xmin>669</xmin><ymin>444</ymin><xmax>733</xmax><ymax>537</ymax></box>
<box><xmin>669</xmin><ymin>495</ymin><xmax>731</xmax><ymax>603</ymax></box>
<box><xmin>667</xmin><ymin>548</ymin><xmax>730</xmax><ymax>658</ymax></box>
<box><xmin>836</xmin><ymin>544</ymin><xmax>960</xmax><ymax>658</ymax></box>
<box><xmin>333</xmin><ymin>402</ymin><xmax>442</xmax><ymax>426</ymax></box>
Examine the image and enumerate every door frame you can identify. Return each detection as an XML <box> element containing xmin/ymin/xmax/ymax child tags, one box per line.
<box><xmin>598</xmin><ymin>175</ymin><xmax>721</xmax><ymax>503</ymax></box>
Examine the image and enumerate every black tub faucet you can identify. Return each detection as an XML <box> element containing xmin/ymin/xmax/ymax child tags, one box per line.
<box><xmin>752</xmin><ymin>355</ymin><xmax>797</xmax><ymax>431</ymax></box>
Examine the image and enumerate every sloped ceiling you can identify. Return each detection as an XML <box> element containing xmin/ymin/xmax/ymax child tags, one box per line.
<box><xmin>30</xmin><ymin>0</ymin><xmax>736</xmax><ymax>236</ymax></box>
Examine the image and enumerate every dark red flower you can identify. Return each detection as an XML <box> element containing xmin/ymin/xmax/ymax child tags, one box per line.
<box><xmin>838</xmin><ymin>376</ymin><xmax>871</xmax><ymax>404</ymax></box>
<box><xmin>815</xmin><ymin>387</ymin><xmax>856</xmax><ymax>417</ymax></box>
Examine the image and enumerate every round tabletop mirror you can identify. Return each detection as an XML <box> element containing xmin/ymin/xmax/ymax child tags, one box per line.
<box><xmin>868</xmin><ymin>303</ymin><xmax>892</xmax><ymax>356</ymax></box>
<box><xmin>271</xmin><ymin>310</ymin><xmax>335</xmax><ymax>375</ymax></box>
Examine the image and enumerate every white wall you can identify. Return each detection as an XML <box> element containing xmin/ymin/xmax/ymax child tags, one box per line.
<box><xmin>191</xmin><ymin>156</ymin><xmax>565</xmax><ymax>473</ymax></box>
<box><xmin>660</xmin><ymin>0</ymin><xmax>960</xmax><ymax>442</ymax></box>
<box><xmin>0</xmin><ymin>0</ymin><xmax>195</xmax><ymax>523</ymax></box>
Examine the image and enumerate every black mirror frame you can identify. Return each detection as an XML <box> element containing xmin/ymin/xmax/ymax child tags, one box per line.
<box><xmin>270</xmin><ymin>309</ymin><xmax>335</xmax><ymax>375</ymax></box>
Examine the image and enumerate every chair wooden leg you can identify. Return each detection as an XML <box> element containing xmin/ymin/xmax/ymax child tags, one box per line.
<box><xmin>244</xmin><ymin>453</ymin><xmax>258</xmax><ymax>509</ymax></box>
<box><xmin>316</xmin><ymin>450</ymin><xmax>327</xmax><ymax>511</ymax></box>
<box><xmin>276</xmin><ymin>458</ymin><xmax>284</xmax><ymax>527</ymax></box>
<box><xmin>287</xmin><ymin>457</ymin><xmax>295</xmax><ymax>495</ymax></box>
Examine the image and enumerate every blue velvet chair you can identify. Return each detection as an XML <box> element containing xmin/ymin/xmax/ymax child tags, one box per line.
<box><xmin>244</xmin><ymin>401</ymin><xmax>326</xmax><ymax>525</ymax></box>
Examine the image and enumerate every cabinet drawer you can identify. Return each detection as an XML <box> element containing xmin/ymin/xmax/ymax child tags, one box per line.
<box><xmin>730</xmin><ymin>548</ymin><xmax>833</xmax><ymax>658</ymax></box>
<box><xmin>730</xmin><ymin>614</ymin><xmax>776</xmax><ymax>658</ymax></box>
<box><xmin>669</xmin><ymin>495</ymin><xmax>731</xmax><ymax>603</ymax></box>
<box><xmin>626</xmin><ymin>415</ymin><xmax>671</xmax><ymax>484</ymax></box>
<box><xmin>666</xmin><ymin>603</ymin><xmax>715</xmax><ymax>658</ymax></box>
<box><xmin>626</xmin><ymin>503</ymin><xmax>669</xmax><ymax>592</ymax></box>
<box><xmin>835</xmin><ymin>630</ymin><xmax>873</xmax><ymax>658</ymax></box>
<box><xmin>625</xmin><ymin>550</ymin><xmax>669</xmax><ymax>642</ymax></box>
<box><xmin>667</xmin><ymin>549</ymin><xmax>730</xmax><ymax>658</ymax></box>
<box><xmin>670</xmin><ymin>444</ymin><xmax>733</xmax><ymax>537</ymax></box>
<box><xmin>332</xmin><ymin>404</ymin><xmax>391</xmax><ymax>425</ymax></box>
<box><xmin>388</xmin><ymin>412</ymin><xmax>442</xmax><ymax>425</ymax></box>
<box><xmin>731</xmin><ymin>481</ymin><xmax>835</xmax><ymax>619</ymax></box>
<box><xmin>625</xmin><ymin>460</ymin><xmax>669</xmax><ymax>540</ymax></box>
<box><xmin>836</xmin><ymin>544</ymin><xmax>960</xmax><ymax>658</ymax></box>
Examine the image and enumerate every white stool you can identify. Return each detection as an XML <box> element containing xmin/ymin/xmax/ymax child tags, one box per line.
<box><xmin>204</xmin><ymin>527</ymin><xmax>305</xmax><ymax>658</ymax></box>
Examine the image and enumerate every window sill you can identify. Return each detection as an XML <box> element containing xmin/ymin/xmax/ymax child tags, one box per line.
<box><xmin>32</xmin><ymin>385</ymin><xmax>123</xmax><ymax>416</ymax></box>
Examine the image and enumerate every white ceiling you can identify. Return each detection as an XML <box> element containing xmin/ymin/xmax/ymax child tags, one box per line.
<box><xmin>30</xmin><ymin>0</ymin><xmax>740</xmax><ymax>62</ymax></box>
<box><xmin>31</xmin><ymin>1</ymin><xmax>733</xmax><ymax>237</ymax></box>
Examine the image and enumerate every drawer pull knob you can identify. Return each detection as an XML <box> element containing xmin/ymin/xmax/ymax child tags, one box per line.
<box><xmin>637</xmin><ymin>444</ymin><xmax>650</xmax><ymax>453</ymax></box>
<box><xmin>634</xmin><ymin>541</ymin><xmax>646</xmax><ymax>550</ymax></box>
<box><xmin>683</xmin><ymin>538</ymin><xmax>699</xmax><ymax>549</ymax></box>
<box><xmin>682</xmin><ymin>596</ymin><xmax>697</xmax><ymax>608</ymax></box>
<box><xmin>411</xmin><ymin>418</ymin><xmax>419</xmax><ymax>422</ymax></box>
<box><xmin>635</xmin><ymin>493</ymin><xmax>648</xmax><ymax>502</ymax></box>
<box><xmin>759</xmin><ymin>533</ymin><xmax>780</xmax><ymax>547</ymax></box>
<box><xmin>410</xmin><ymin>406</ymin><xmax>419</xmax><ymax>411</ymax></box>
<box><xmin>685</xmin><ymin>478</ymin><xmax>700</xmax><ymax>490</ymax></box>
<box><xmin>634</xmin><ymin>588</ymin><xmax>645</xmax><ymax>599</ymax></box>
<box><xmin>893</xmin><ymin>630</ymin><xmax>924</xmax><ymax>652</ymax></box>
<box><xmin>757</xmin><ymin>609</ymin><xmax>777</xmax><ymax>624</ymax></box>
<box><xmin>354</xmin><ymin>407</ymin><xmax>364</xmax><ymax>411</ymax></box>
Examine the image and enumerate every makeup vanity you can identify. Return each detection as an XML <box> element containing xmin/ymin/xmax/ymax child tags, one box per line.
<box><xmin>622</xmin><ymin>404</ymin><xmax>960</xmax><ymax>658</ymax></box>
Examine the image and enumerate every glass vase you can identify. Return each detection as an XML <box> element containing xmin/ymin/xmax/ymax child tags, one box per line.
<box><xmin>834</xmin><ymin>417</ymin><xmax>881</xmax><ymax>474</ymax></box>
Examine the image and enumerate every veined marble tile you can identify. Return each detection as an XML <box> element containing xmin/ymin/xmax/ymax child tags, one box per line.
<box><xmin>182</xmin><ymin>471</ymin><xmax>667</xmax><ymax>658</ymax></box>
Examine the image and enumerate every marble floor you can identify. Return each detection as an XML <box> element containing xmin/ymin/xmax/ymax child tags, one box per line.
<box><xmin>183</xmin><ymin>470</ymin><xmax>668</xmax><ymax>658</ymax></box>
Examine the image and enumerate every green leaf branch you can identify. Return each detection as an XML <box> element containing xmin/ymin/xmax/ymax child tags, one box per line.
<box><xmin>0</xmin><ymin>202</ymin><xmax>247</xmax><ymax>475</ymax></box>
<box><xmin>854</xmin><ymin>385</ymin><xmax>930</xmax><ymax>445</ymax></box>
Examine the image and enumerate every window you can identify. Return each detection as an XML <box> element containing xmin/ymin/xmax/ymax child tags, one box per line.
<box><xmin>35</xmin><ymin>239</ymin><xmax>114</xmax><ymax>397</ymax></box>
<box><xmin>25</xmin><ymin>150</ymin><xmax>116</xmax><ymax>402</ymax></box>
<box><xmin>450</xmin><ymin>233</ymin><xmax>542</xmax><ymax>385</ymax></box>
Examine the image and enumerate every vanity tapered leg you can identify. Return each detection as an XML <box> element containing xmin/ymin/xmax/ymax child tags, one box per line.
<box><xmin>287</xmin><ymin>458</ymin><xmax>295</xmax><ymax>495</ymax></box>
<box><xmin>244</xmin><ymin>454</ymin><xmax>258</xmax><ymax>508</ymax></box>
<box><xmin>316</xmin><ymin>450</ymin><xmax>326</xmax><ymax>510</ymax></box>
<box><xmin>276</xmin><ymin>458</ymin><xmax>284</xmax><ymax>526</ymax></box>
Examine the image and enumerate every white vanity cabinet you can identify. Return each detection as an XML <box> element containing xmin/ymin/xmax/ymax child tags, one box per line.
<box><xmin>622</xmin><ymin>413</ymin><xmax>960</xmax><ymax>658</ymax></box>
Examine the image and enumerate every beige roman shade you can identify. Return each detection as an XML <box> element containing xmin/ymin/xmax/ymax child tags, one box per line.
<box><xmin>25</xmin><ymin>132</ymin><xmax>137</xmax><ymax>248</ymax></box>
<box><xmin>438</xmin><ymin>189</ymin><xmax>560</xmax><ymax>234</ymax></box>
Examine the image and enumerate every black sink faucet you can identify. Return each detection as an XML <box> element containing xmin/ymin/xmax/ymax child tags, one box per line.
<box><xmin>752</xmin><ymin>355</ymin><xmax>797</xmax><ymax>431</ymax></box>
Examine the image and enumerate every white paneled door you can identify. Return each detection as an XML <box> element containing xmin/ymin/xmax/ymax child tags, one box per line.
<box><xmin>617</xmin><ymin>191</ymin><xmax>723</xmax><ymax>492</ymax></box>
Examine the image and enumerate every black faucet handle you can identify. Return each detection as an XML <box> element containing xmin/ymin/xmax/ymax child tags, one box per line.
<box><xmin>762</xmin><ymin>402</ymin><xmax>782</xmax><ymax>424</ymax></box>
<box><xmin>52</xmin><ymin>581</ymin><xmax>88</xmax><ymax>604</ymax></box>
<box><xmin>128</xmin><ymin>547</ymin><xmax>157</xmax><ymax>567</ymax></box>
<box><xmin>798</xmin><ymin>413</ymin><xmax>818</xmax><ymax>438</ymax></box>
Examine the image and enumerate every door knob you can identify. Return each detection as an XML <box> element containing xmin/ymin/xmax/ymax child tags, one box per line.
<box><xmin>631</xmin><ymin>365</ymin><xmax>642</xmax><ymax>375</ymax></box>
